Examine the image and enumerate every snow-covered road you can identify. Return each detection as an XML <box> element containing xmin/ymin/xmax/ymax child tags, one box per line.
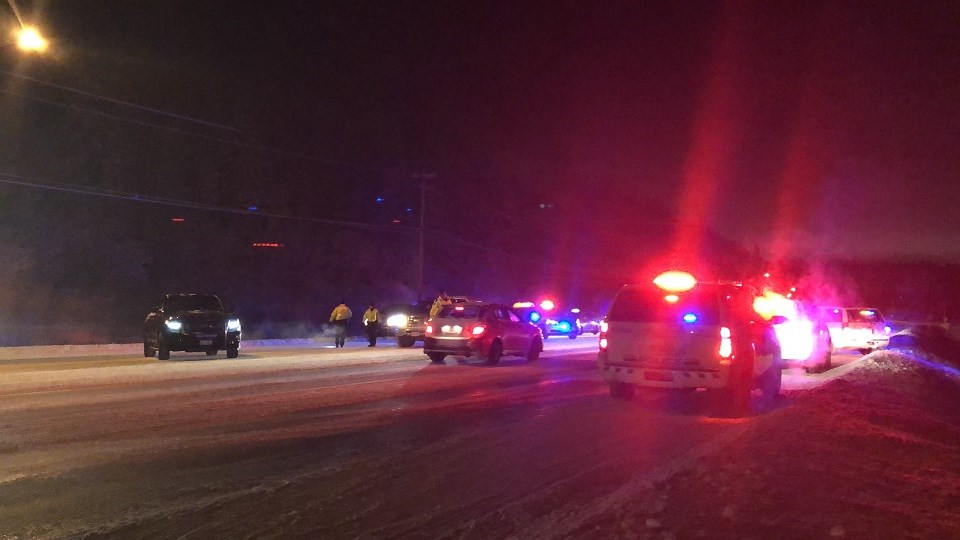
<box><xmin>2</xmin><ymin>341</ymin><xmax>952</xmax><ymax>538</ymax></box>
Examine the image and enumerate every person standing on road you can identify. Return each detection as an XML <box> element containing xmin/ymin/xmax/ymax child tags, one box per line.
<box><xmin>329</xmin><ymin>300</ymin><xmax>352</xmax><ymax>348</ymax></box>
<box><xmin>429</xmin><ymin>290</ymin><xmax>452</xmax><ymax>319</ymax></box>
<box><xmin>362</xmin><ymin>303</ymin><xmax>381</xmax><ymax>347</ymax></box>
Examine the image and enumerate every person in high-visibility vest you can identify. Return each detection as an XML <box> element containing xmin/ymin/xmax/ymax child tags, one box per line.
<box><xmin>329</xmin><ymin>301</ymin><xmax>352</xmax><ymax>348</ymax></box>
<box><xmin>429</xmin><ymin>291</ymin><xmax>452</xmax><ymax>319</ymax></box>
<box><xmin>362</xmin><ymin>303</ymin><xmax>380</xmax><ymax>347</ymax></box>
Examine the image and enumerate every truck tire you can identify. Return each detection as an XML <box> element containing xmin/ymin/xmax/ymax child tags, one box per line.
<box><xmin>427</xmin><ymin>352</ymin><xmax>446</xmax><ymax>363</ymax></box>
<box><xmin>157</xmin><ymin>337</ymin><xmax>171</xmax><ymax>361</ymax></box>
<box><xmin>398</xmin><ymin>336</ymin><xmax>415</xmax><ymax>348</ymax></box>
<box><xmin>486</xmin><ymin>340</ymin><xmax>503</xmax><ymax>366</ymax></box>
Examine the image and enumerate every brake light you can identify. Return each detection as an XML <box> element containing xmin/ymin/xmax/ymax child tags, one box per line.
<box><xmin>425</xmin><ymin>324</ymin><xmax>434</xmax><ymax>335</ymax></box>
<box><xmin>471</xmin><ymin>325</ymin><xmax>486</xmax><ymax>336</ymax></box>
<box><xmin>599</xmin><ymin>337</ymin><xmax>608</xmax><ymax>350</ymax></box>
<box><xmin>719</xmin><ymin>326</ymin><xmax>732</xmax><ymax>362</ymax></box>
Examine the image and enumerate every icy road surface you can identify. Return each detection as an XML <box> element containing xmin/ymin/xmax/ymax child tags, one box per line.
<box><xmin>1</xmin><ymin>340</ymin><xmax>955</xmax><ymax>538</ymax></box>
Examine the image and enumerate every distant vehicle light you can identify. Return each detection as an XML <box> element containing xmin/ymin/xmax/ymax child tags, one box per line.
<box><xmin>252</xmin><ymin>243</ymin><xmax>284</xmax><ymax>248</ymax></box>
<box><xmin>454</xmin><ymin>306</ymin><xmax>465</xmax><ymax>311</ymax></box>
<box><xmin>164</xmin><ymin>320</ymin><xmax>183</xmax><ymax>331</ymax></box>
<box><xmin>425</xmin><ymin>324</ymin><xmax>434</xmax><ymax>335</ymax></box>
<box><xmin>539</xmin><ymin>300</ymin><xmax>555</xmax><ymax>311</ymax></box>
<box><xmin>682</xmin><ymin>313</ymin><xmax>698</xmax><ymax>324</ymax></box>
<box><xmin>248</xmin><ymin>206</ymin><xmax>258</xmax><ymax>212</ymax></box>
<box><xmin>571</xmin><ymin>308</ymin><xmax>581</xmax><ymax>314</ymax></box>
<box><xmin>472</xmin><ymin>325</ymin><xmax>486</xmax><ymax>336</ymax></box>
<box><xmin>513</xmin><ymin>301</ymin><xmax>535</xmax><ymax>308</ymax></box>
<box><xmin>226</xmin><ymin>318</ymin><xmax>241</xmax><ymax>331</ymax></box>
<box><xmin>375</xmin><ymin>197</ymin><xmax>385</xmax><ymax>203</ymax></box>
<box><xmin>171</xmin><ymin>217</ymin><xmax>185</xmax><ymax>223</ymax></box>
<box><xmin>664</xmin><ymin>294</ymin><xmax>680</xmax><ymax>303</ymax></box>
<box><xmin>529</xmin><ymin>311</ymin><xmax>541</xmax><ymax>323</ymax></box>
<box><xmin>653</xmin><ymin>271</ymin><xmax>697</xmax><ymax>292</ymax></box>
<box><xmin>556</xmin><ymin>321</ymin><xmax>572</xmax><ymax>332</ymax></box>
<box><xmin>860</xmin><ymin>310</ymin><xmax>876</xmax><ymax>316</ymax></box>
<box><xmin>386</xmin><ymin>314</ymin><xmax>408</xmax><ymax>328</ymax></box>
<box><xmin>599</xmin><ymin>320</ymin><xmax>609</xmax><ymax>333</ymax></box>
<box><xmin>884</xmin><ymin>325</ymin><xmax>892</xmax><ymax>334</ymax></box>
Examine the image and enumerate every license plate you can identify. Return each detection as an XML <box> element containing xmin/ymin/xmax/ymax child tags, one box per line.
<box><xmin>199</xmin><ymin>339</ymin><xmax>213</xmax><ymax>346</ymax></box>
<box><xmin>644</xmin><ymin>371</ymin><xmax>673</xmax><ymax>382</ymax></box>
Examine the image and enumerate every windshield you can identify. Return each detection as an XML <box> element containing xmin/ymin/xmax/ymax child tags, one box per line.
<box><xmin>163</xmin><ymin>295</ymin><xmax>223</xmax><ymax>312</ymax></box>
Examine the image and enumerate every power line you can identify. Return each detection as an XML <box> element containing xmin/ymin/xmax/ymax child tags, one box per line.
<box><xmin>0</xmin><ymin>90</ymin><xmax>393</xmax><ymax>172</ymax></box>
<box><xmin>0</xmin><ymin>68</ymin><xmax>240</xmax><ymax>132</ymax></box>
<box><xmin>0</xmin><ymin>172</ymin><xmax>413</xmax><ymax>233</ymax></box>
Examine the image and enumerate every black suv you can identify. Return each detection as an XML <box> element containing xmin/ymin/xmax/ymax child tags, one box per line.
<box><xmin>143</xmin><ymin>294</ymin><xmax>241</xmax><ymax>359</ymax></box>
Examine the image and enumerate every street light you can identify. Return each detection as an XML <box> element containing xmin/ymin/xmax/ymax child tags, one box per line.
<box><xmin>14</xmin><ymin>26</ymin><xmax>47</xmax><ymax>52</ymax></box>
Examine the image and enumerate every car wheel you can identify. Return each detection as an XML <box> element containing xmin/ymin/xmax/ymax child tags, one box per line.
<box><xmin>206</xmin><ymin>349</ymin><xmax>217</xmax><ymax>356</ymax></box>
<box><xmin>397</xmin><ymin>336</ymin><xmax>415</xmax><ymax>348</ymax></box>
<box><xmin>526</xmin><ymin>338</ymin><xmax>542</xmax><ymax>362</ymax></box>
<box><xmin>226</xmin><ymin>346</ymin><xmax>239</xmax><ymax>359</ymax></box>
<box><xmin>760</xmin><ymin>353</ymin><xmax>782</xmax><ymax>403</ymax></box>
<box><xmin>157</xmin><ymin>337</ymin><xmax>171</xmax><ymax>361</ymax></box>
<box><xmin>608</xmin><ymin>381</ymin><xmax>635</xmax><ymax>400</ymax></box>
<box><xmin>486</xmin><ymin>340</ymin><xmax>503</xmax><ymax>365</ymax></box>
<box><xmin>143</xmin><ymin>341</ymin><xmax>155</xmax><ymax>358</ymax></box>
<box><xmin>427</xmin><ymin>352</ymin><xmax>446</xmax><ymax>363</ymax></box>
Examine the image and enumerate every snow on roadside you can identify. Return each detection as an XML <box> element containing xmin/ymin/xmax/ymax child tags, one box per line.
<box><xmin>568</xmin><ymin>350</ymin><xmax>960</xmax><ymax>538</ymax></box>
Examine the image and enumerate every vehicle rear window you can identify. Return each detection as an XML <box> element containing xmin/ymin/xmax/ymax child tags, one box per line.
<box><xmin>847</xmin><ymin>309</ymin><xmax>883</xmax><ymax>323</ymax></box>
<box><xmin>608</xmin><ymin>289</ymin><xmax>721</xmax><ymax>325</ymax></box>
<box><xmin>438</xmin><ymin>305</ymin><xmax>484</xmax><ymax>319</ymax></box>
<box><xmin>164</xmin><ymin>295</ymin><xmax>223</xmax><ymax>312</ymax></box>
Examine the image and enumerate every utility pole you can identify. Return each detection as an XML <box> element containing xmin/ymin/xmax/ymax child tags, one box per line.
<box><xmin>411</xmin><ymin>172</ymin><xmax>436</xmax><ymax>301</ymax></box>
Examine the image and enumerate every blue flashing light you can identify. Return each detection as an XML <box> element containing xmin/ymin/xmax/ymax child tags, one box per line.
<box><xmin>375</xmin><ymin>197</ymin><xmax>385</xmax><ymax>203</ymax></box>
<box><xmin>557</xmin><ymin>321</ymin><xmax>572</xmax><ymax>332</ymax></box>
<box><xmin>248</xmin><ymin>205</ymin><xmax>258</xmax><ymax>212</ymax></box>
<box><xmin>682</xmin><ymin>313</ymin><xmax>698</xmax><ymax>324</ymax></box>
<box><xmin>529</xmin><ymin>311</ymin><xmax>541</xmax><ymax>323</ymax></box>
<box><xmin>405</xmin><ymin>207</ymin><xmax>413</xmax><ymax>213</ymax></box>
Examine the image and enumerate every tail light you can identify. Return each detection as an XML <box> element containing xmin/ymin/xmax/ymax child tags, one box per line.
<box><xmin>718</xmin><ymin>326</ymin><xmax>732</xmax><ymax>363</ymax></box>
<box><xmin>425</xmin><ymin>324</ymin><xmax>434</xmax><ymax>335</ymax></box>
<box><xmin>471</xmin><ymin>325</ymin><xmax>486</xmax><ymax>336</ymax></box>
<box><xmin>599</xmin><ymin>337</ymin><xmax>608</xmax><ymax>350</ymax></box>
<box><xmin>599</xmin><ymin>320</ymin><xmax>609</xmax><ymax>333</ymax></box>
<box><xmin>599</xmin><ymin>320</ymin><xmax>608</xmax><ymax>350</ymax></box>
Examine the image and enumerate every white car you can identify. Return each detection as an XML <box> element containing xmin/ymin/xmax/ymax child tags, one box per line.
<box><xmin>819</xmin><ymin>307</ymin><xmax>891</xmax><ymax>353</ymax></box>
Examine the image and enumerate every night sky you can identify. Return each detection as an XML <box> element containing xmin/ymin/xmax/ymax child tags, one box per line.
<box><xmin>8</xmin><ymin>0</ymin><xmax>960</xmax><ymax>262</ymax></box>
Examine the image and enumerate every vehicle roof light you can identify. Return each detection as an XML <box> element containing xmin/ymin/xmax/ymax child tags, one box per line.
<box><xmin>454</xmin><ymin>306</ymin><xmax>465</xmax><ymax>311</ymax></box>
<box><xmin>682</xmin><ymin>313</ymin><xmax>698</xmax><ymax>323</ymax></box>
<box><xmin>571</xmin><ymin>308</ymin><xmax>581</xmax><ymax>313</ymax></box>
<box><xmin>860</xmin><ymin>310</ymin><xmax>875</xmax><ymax>316</ymax></box>
<box><xmin>513</xmin><ymin>301</ymin><xmax>534</xmax><ymax>308</ymax></box>
<box><xmin>664</xmin><ymin>294</ymin><xmax>680</xmax><ymax>303</ymax></box>
<box><xmin>539</xmin><ymin>300</ymin><xmax>555</xmax><ymax>311</ymax></box>
<box><xmin>653</xmin><ymin>271</ymin><xmax>697</xmax><ymax>292</ymax></box>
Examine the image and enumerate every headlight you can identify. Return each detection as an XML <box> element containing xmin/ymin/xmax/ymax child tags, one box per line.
<box><xmin>226</xmin><ymin>318</ymin><xmax>241</xmax><ymax>331</ymax></box>
<box><xmin>164</xmin><ymin>319</ymin><xmax>183</xmax><ymax>331</ymax></box>
<box><xmin>386</xmin><ymin>314</ymin><xmax>408</xmax><ymax>328</ymax></box>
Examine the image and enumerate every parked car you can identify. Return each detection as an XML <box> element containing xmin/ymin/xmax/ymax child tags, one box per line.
<box><xmin>143</xmin><ymin>294</ymin><xmax>241</xmax><ymax>360</ymax></box>
<box><xmin>773</xmin><ymin>301</ymin><xmax>834</xmax><ymax>373</ymax></box>
<box><xmin>423</xmin><ymin>302</ymin><xmax>543</xmax><ymax>365</ymax></box>
<box><xmin>384</xmin><ymin>296</ymin><xmax>471</xmax><ymax>347</ymax></box>
<box><xmin>819</xmin><ymin>306</ymin><xmax>891</xmax><ymax>354</ymax></box>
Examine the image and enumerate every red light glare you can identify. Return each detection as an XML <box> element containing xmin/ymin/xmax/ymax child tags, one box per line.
<box><xmin>471</xmin><ymin>325</ymin><xmax>486</xmax><ymax>336</ymax></box>
<box><xmin>171</xmin><ymin>218</ymin><xmax>185</xmax><ymax>223</ymax></box>
<box><xmin>252</xmin><ymin>243</ymin><xmax>284</xmax><ymax>248</ymax></box>
<box><xmin>539</xmin><ymin>300</ymin><xmax>555</xmax><ymax>311</ymax></box>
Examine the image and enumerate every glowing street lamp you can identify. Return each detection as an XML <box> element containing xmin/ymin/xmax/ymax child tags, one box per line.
<box><xmin>15</xmin><ymin>27</ymin><xmax>48</xmax><ymax>53</ymax></box>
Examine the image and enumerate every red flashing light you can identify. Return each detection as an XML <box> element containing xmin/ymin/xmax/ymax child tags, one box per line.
<box><xmin>539</xmin><ymin>299</ymin><xmax>555</xmax><ymax>311</ymax></box>
<box><xmin>252</xmin><ymin>243</ymin><xmax>284</xmax><ymax>248</ymax></box>
<box><xmin>171</xmin><ymin>217</ymin><xmax>185</xmax><ymax>223</ymax></box>
<box><xmin>653</xmin><ymin>271</ymin><xmax>697</xmax><ymax>292</ymax></box>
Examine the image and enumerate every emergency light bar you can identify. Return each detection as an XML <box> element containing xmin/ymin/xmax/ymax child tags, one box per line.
<box><xmin>653</xmin><ymin>271</ymin><xmax>697</xmax><ymax>292</ymax></box>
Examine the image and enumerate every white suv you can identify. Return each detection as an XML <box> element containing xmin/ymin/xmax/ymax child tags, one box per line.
<box><xmin>819</xmin><ymin>307</ymin><xmax>891</xmax><ymax>354</ymax></box>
